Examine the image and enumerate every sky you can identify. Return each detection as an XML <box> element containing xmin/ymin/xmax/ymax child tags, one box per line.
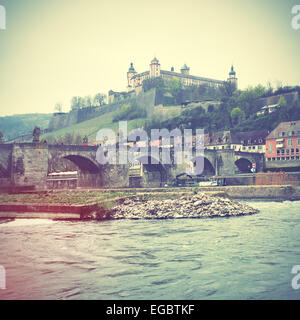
<box><xmin>0</xmin><ymin>0</ymin><xmax>300</xmax><ymax>116</ymax></box>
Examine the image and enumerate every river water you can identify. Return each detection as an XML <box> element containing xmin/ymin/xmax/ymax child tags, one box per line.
<box><xmin>0</xmin><ymin>200</ymin><xmax>300</xmax><ymax>300</ymax></box>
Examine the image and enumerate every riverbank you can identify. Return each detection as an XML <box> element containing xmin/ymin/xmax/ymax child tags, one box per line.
<box><xmin>0</xmin><ymin>185</ymin><xmax>299</xmax><ymax>220</ymax></box>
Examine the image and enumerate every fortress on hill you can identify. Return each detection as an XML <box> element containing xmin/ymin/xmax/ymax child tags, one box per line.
<box><xmin>109</xmin><ymin>57</ymin><xmax>237</xmax><ymax>103</ymax></box>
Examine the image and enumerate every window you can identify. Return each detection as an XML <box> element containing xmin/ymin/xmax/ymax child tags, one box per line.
<box><xmin>288</xmin><ymin>139</ymin><xmax>292</xmax><ymax>146</ymax></box>
<box><xmin>281</xmin><ymin>149</ymin><xmax>285</xmax><ymax>154</ymax></box>
<box><xmin>268</xmin><ymin>143</ymin><xmax>273</xmax><ymax>154</ymax></box>
<box><xmin>282</xmin><ymin>157</ymin><xmax>285</xmax><ymax>160</ymax></box>
<box><xmin>296</xmin><ymin>148</ymin><xmax>299</xmax><ymax>154</ymax></box>
<box><xmin>277</xmin><ymin>149</ymin><xmax>280</xmax><ymax>155</ymax></box>
<box><xmin>298</xmin><ymin>138</ymin><xmax>300</xmax><ymax>145</ymax></box>
<box><xmin>286</xmin><ymin>149</ymin><xmax>290</xmax><ymax>155</ymax></box>
<box><xmin>291</xmin><ymin>148</ymin><xmax>294</xmax><ymax>155</ymax></box>
<box><xmin>258</xmin><ymin>145</ymin><xmax>262</xmax><ymax>150</ymax></box>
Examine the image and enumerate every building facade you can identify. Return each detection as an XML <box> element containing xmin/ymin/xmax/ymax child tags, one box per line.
<box><xmin>204</xmin><ymin>130</ymin><xmax>268</xmax><ymax>153</ymax></box>
<box><xmin>127</xmin><ymin>57</ymin><xmax>237</xmax><ymax>91</ymax></box>
<box><xmin>265</xmin><ymin>120</ymin><xmax>300</xmax><ymax>163</ymax></box>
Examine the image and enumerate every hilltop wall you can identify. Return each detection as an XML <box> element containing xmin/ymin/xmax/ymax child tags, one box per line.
<box><xmin>48</xmin><ymin>89</ymin><xmax>156</xmax><ymax>132</ymax></box>
<box><xmin>257</xmin><ymin>91</ymin><xmax>299</xmax><ymax>108</ymax></box>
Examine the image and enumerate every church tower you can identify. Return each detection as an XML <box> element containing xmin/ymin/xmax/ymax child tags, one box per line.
<box><xmin>127</xmin><ymin>62</ymin><xmax>137</xmax><ymax>90</ymax></box>
<box><xmin>150</xmin><ymin>57</ymin><xmax>161</xmax><ymax>78</ymax></box>
<box><xmin>227</xmin><ymin>65</ymin><xmax>238</xmax><ymax>89</ymax></box>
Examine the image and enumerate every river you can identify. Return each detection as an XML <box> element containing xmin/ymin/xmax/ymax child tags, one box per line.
<box><xmin>0</xmin><ymin>200</ymin><xmax>300</xmax><ymax>300</ymax></box>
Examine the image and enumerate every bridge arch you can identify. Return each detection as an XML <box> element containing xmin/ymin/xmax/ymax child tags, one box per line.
<box><xmin>48</xmin><ymin>153</ymin><xmax>102</xmax><ymax>188</ymax></box>
<box><xmin>191</xmin><ymin>156</ymin><xmax>215</xmax><ymax>176</ymax></box>
<box><xmin>63</xmin><ymin>155</ymin><xmax>100</xmax><ymax>173</ymax></box>
<box><xmin>235</xmin><ymin>158</ymin><xmax>252</xmax><ymax>173</ymax></box>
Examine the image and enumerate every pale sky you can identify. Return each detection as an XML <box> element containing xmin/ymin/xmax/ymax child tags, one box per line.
<box><xmin>0</xmin><ymin>0</ymin><xmax>300</xmax><ymax>116</ymax></box>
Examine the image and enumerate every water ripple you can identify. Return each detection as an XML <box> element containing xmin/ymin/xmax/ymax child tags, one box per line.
<box><xmin>0</xmin><ymin>200</ymin><xmax>300</xmax><ymax>300</ymax></box>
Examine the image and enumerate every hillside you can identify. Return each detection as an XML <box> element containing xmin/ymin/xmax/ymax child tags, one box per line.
<box><xmin>41</xmin><ymin>109</ymin><xmax>147</xmax><ymax>144</ymax></box>
<box><xmin>3</xmin><ymin>85</ymin><xmax>299</xmax><ymax>145</ymax></box>
<box><xmin>0</xmin><ymin>113</ymin><xmax>52</xmax><ymax>142</ymax></box>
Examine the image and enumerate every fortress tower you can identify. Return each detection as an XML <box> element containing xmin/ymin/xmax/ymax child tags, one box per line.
<box><xmin>180</xmin><ymin>64</ymin><xmax>190</xmax><ymax>76</ymax></box>
<box><xmin>227</xmin><ymin>65</ymin><xmax>238</xmax><ymax>89</ymax></box>
<box><xmin>150</xmin><ymin>57</ymin><xmax>161</xmax><ymax>78</ymax></box>
<box><xmin>127</xmin><ymin>62</ymin><xmax>137</xmax><ymax>89</ymax></box>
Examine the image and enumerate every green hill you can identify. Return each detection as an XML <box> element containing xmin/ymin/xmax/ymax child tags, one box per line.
<box><xmin>41</xmin><ymin>109</ymin><xmax>147</xmax><ymax>144</ymax></box>
<box><xmin>0</xmin><ymin>113</ymin><xmax>52</xmax><ymax>141</ymax></box>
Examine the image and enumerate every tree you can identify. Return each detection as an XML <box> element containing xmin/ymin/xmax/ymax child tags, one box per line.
<box><xmin>237</xmin><ymin>85</ymin><xmax>266</xmax><ymax>118</ymax></box>
<box><xmin>230</xmin><ymin>107</ymin><xmax>245</xmax><ymax>125</ymax></box>
<box><xmin>278</xmin><ymin>95</ymin><xmax>287</xmax><ymax>108</ymax></box>
<box><xmin>166</xmin><ymin>78</ymin><xmax>182</xmax><ymax>96</ymax></box>
<box><xmin>93</xmin><ymin>93</ymin><xmax>106</xmax><ymax>106</ymax></box>
<box><xmin>71</xmin><ymin>96</ymin><xmax>80</xmax><ymax>110</ymax></box>
<box><xmin>84</xmin><ymin>95</ymin><xmax>92</xmax><ymax>108</ymax></box>
<box><xmin>54</xmin><ymin>103</ymin><xmax>62</xmax><ymax>113</ymax></box>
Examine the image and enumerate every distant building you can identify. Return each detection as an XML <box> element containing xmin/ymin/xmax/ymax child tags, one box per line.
<box><xmin>126</xmin><ymin>57</ymin><xmax>237</xmax><ymax>91</ymax></box>
<box><xmin>265</xmin><ymin>120</ymin><xmax>300</xmax><ymax>163</ymax></box>
<box><xmin>256</xmin><ymin>103</ymin><xmax>279</xmax><ymax>116</ymax></box>
<box><xmin>204</xmin><ymin>130</ymin><xmax>268</xmax><ymax>153</ymax></box>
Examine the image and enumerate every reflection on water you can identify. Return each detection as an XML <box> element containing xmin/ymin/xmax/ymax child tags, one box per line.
<box><xmin>0</xmin><ymin>200</ymin><xmax>300</xmax><ymax>300</ymax></box>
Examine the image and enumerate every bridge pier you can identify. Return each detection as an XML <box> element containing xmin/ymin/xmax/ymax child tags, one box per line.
<box><xmin>11</xmin><ymin>143</ymin><xmax>49</xmax><ymax>189</ymax></box>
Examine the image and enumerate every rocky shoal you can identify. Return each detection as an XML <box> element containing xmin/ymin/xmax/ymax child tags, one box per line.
<box><xmin>109</xmin><ymin>193</ymin><xmax>259</xmax><ymax>220</ymax></box>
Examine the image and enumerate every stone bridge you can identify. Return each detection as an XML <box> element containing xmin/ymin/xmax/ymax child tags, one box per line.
<box><xmin>0</xmin><ymin>143</ymin><xmax>264</xmax><ymax>189</ymax></box>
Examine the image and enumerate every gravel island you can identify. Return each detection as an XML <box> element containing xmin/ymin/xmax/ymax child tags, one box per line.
<box><xmin>109</xmin><ymin>193</ymin><xmax>259</xmax><ymax>220</ymax></box>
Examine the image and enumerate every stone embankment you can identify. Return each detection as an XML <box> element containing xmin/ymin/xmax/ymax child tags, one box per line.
<box><xmin>109</xmin><ymin>193</ymin><xmax>258</xmax><ymax>220</ymax></box>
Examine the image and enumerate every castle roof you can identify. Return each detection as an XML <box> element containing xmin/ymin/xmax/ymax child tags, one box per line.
<box><xmin>128</xmin><ymin>62</ymin><xmax>136</xmax><ymax>72</ymax></box>
<box><xmin>181</xmin><ymin>64</ymin><xmax>190</xmax><ymax>70</ymax></box>
<box><xmin>229</xmin><ymin>65</ymin><xmax>236</xmax><ymax>76</ymax></box>
<box><xmin>130</xmin><ymin>71</ymin><xmax>150</xmax><ymax>79</ymax></box>
<box><xmin>151</xmin><ymin>57</ymin><xmax>159</xmax><ymax>63</ymax></box>
<box><xmin>161</xmin><ymin>70</ymin><xmax>224</xmax><ymax>84</ymax></box>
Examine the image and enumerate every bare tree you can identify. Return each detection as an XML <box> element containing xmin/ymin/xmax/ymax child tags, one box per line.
<box><xmin>54</xmin><ymin>103</ymin><xmax>62</xmax><ymax>113</ymax></box>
